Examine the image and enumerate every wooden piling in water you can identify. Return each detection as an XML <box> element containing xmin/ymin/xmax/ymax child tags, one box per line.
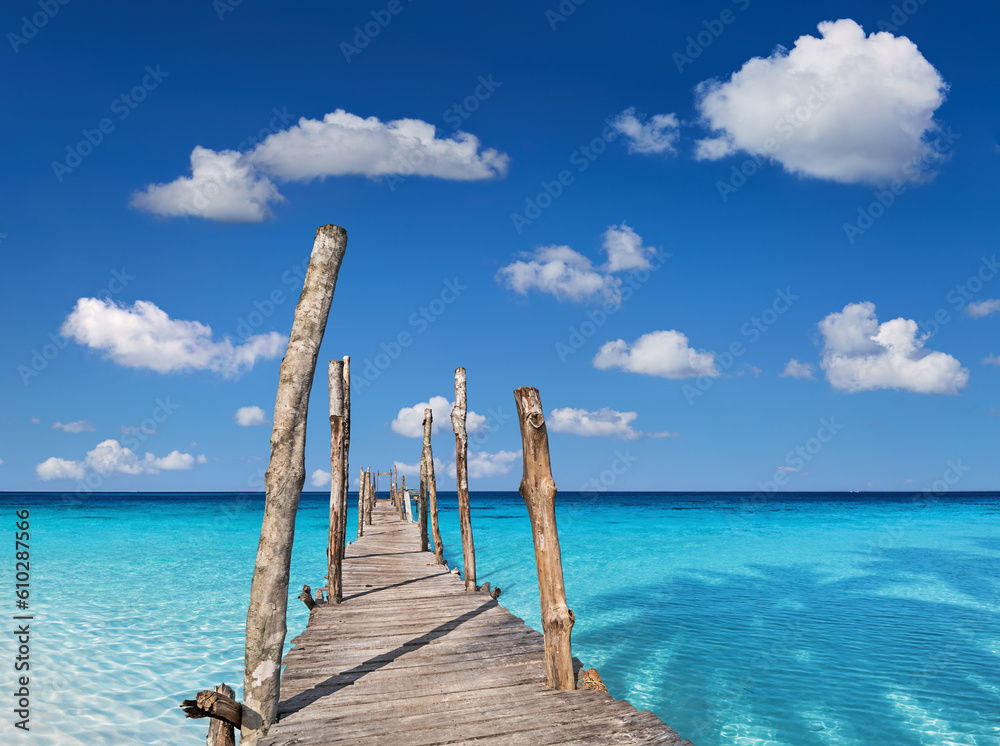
<box><xmin>327</xmin><ymin>360</ymin><xmax>346</xmax><ymax>604</ymax></box>
<box><xmin>340</xmin><ymin>356</ymin><xmax>351</xmax><ymax>581</ymax></box>
<box><xmin>418</xmin><ymin>455</ymin><xmax>429</xmax><ymax>551</ymax></box>
<box><xmin>181</xmin><ymin>682</ymin><xmax>241</xmax><ymax>746</ymax></box>
<box><xmin>423</xmin><ymin>407</ymin><xmax>444</xmax><ymax>564</ymax></box>
<box><xmin>242</xmin><ymin>224</ymin><xmax>347</xmax><ymax>742</ymax></box>
<box><xmin>514</xmin><ymin>386</ymin><xmax>576</xmax><ymax>690</ymax></box>
<box><xmin>452</xmin><ymin>366</ymin><xmax>477</xmax><ymax>591</ymax></box>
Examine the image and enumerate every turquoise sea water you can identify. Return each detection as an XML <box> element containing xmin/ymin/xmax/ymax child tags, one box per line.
<box><xmin>1</xmin><ymin>491</ymin><xmax>998</xmax><ymax>745</ymax></box>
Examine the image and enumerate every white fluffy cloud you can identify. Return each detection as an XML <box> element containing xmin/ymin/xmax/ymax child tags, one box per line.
<box><xmin>694</xmin><ymin>19</ymin><xmax>949</xmax><ymax>184</ymax></box>
<box><xmin>131</xmin><ymin>110</ymin><xmax>509</xmax><ymax>222</ymax></box>
<box><xmin>62</xmin><ymin>298</ymin><xmax>285</xmax><ymax>378</ymax></box>
<box><xmin>496</xmin><ymin>245</ymin><xmax>618</xmax><ymax>304</ymax></box>
<box><xmin>780</xmin><ymin>359</ymin><xmax>815</xmax><ymax>379</ymax></box>
<box><xmin>984</xmin><ymin>355</ymin><xmax>1000</xmax><ymax>367</ymax></box>
<box><xmin>548</xmin><ymin>407</ymin><xmax>676</xmax><ymax>440</ymax></box>
<box><xmin>36</xmin><ymin>457</ymin><xmax>86</xmax><ymax>481</ymax></box>
<box><xmin>610</xmin><ymin>108</ymin><xmax>680</xmax><ymax>155</ymax></box>
<box><xmin>464</xmin><ymin>450</ymin><xmax>521</xmax><ymax>478</ymax></box>
<box><xmin>310</xmin><ymin>469</ymin><xmax>331</xmax><ymax>488</ymax></box>
<box><xmin>393</xmin><ymin>458</ymin><xmax>447</xmax><ymax>484</ymax></box>
<box><xmin>391</xmin><ymin>396</ymin><xmax>486</xmax><ymax>438</ymax></box>
<box><xmin>130</xmin><ymin>147</ymin><xmax>284</xmax><ymax>222</ymax></box>
<box><xmin>52</xmin><ymin>420</ymin><xmax>95</xmax><ymax>433</ymax></box>
<box><xmin>819</xmin><ymin>302</ymin><xmax>968</xmax><ymax>394</ymax></box>
<box><xmin>35</xmin><ymin>439</ymin><xmax>205</xmax><ymax>481</ymax></box>
<box><xmin>594</xmin><ymin>330</ymin><xmax>718</xmax><ymax>379</ymax></box>
<box><xmin>496</xmin><ymin>224</ymin><xmax>660</xmax><ymax>305</ymax></box>
<box><xmin>233</xmin><ymin>406</ymin><xmax>269</xmax><ymax>427</ymax></box>
<box><xmin>601</xmin><ymin>223</ymin><xmax>657</xmax><ymax>273</ymax></box>
<box><xmin>966</xmin><ymin>299</ymin><xmax>1000</xmax><ymax>319</ymax></box>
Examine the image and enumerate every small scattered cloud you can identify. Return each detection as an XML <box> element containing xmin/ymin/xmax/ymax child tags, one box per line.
<box><xmin>819</xmin><ymin>302</ymin><xmax>968</xmax><ymax>394</ymax></box>
<box><xmin>310</xmin><ymin>469</ymin><xmax>331</xmax><ymax>488</ymax></box>
<box><xmin>778</xmin><ymin>466</ymin><xmax>808</xmax><ymax>476</ymax></box>
<box><xmin>30</xmin><ymin>417</ymin><xmax>41</xmax><ymax>425</ymax></box>
<box><xmin>391</xmin><ymin>396</ymin><xmax>486</xmax><ymax>438</ymax></box>
<box><xmin>985</xmin><ymin>355</ymin><xmax>1000</xmax><ymax>367</ymax></box>
<box><xmin>62</xmin><ymin>298</ymin><xmax>285</xmax><ymax>378</ymax></box>
<box><xmin>694</xmin><ymin>19</ymin><xmax>949</xmax><ymax>184</ymax></box>
<box><xmin>496</xmin><ymin>224</ymin><xmax>661</xmax><ymax>306</ymax></box>
<box><xmin>966</xmin><ymin>299</ymin><xmax>1000</xmax><ymax>319</ymax></box>
<box><xmin>548</xmin><ymin>407</ymin><xmax>676</xmax><ymax>440</ymax></box>
<box><xmin>610</xmin><ymin>108</ymin><xmax>680</xmax><ymax>155</ymax></box>
<box><xmin>444</xmin><ymin>450</ymin><xmax>521</xmax><ymax>479</ymax></box>
<box><xmin>52</xmin><ymin>420</ymin><xmax>95</xmax><ymax>433</ymax></box>
<box><xmin>594</xmin><ymin>330</ymin><xmax>718</xmax><ymax>379</ymax></box>
<box><xmin>35</xmin><ymin>439</ymin><xmax>205</xmax><ymax>481</ymax></box>
<box><xmin>780</xmin><ymin>359</ymin><xmax>815</xmax><ymax>379</ymax></box>
<box><xmin>233</xmin><ymin>405</ymin><xmax>269</xmax><ymax>427</ymax></box>
<box><xmin>131</xmin><ymin>110</ymin><xmax>509</xmax><ymax>223</ymax></box>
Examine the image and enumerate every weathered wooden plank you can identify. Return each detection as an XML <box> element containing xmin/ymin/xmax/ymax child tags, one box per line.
<box><xmin>259</xmin><ymin>500</ymin><xmax>691</xmax><ymax>746</ymax></box>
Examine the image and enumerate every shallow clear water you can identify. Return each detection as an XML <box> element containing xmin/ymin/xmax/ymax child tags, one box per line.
<box><xmin>1</xmin><ymin>491</ymin><xmax>998</xmax><ymax>745</ymax></box>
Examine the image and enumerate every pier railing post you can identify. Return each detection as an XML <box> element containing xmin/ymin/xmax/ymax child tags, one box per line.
<box><xmin>452</xmin><ymin>367</ymin><xmax>477</xmax><ymax>591</ymax></box>
<box><xmin>423</xmin><ymin>408</ymin><xmax>444</xmax><ymax>563</ymax></box>
<box><xmin>328</xmin><ymin>360</ymin><xmax>346</xmax><ymax>604</ymax></box>
<box><xmin>340</xmin><ymin>356</ymin><xmax>350</xmax><ymax>575</ymax></box>
<box><xmin>514</xmin><ymin>386</ymin><xmax>576</xmax><ymax>690</ymax></box>
<box><xmin>402</xmin><ymin>475</ymin><xmax>413</xmax><ymax>521</ymax></box>
<box><xmin>418</xmin><ymin>456</ymin><xmax>429</xmax><ymax>551</ymax></box>
<box><xmin>242</xmin><ymin>224</ymin><xmax>347</xmax><ymax>743</ymax></box>
<box><xmin>365</xmin><ymin>470</ymin><xmax>373</xmax><ymax>525</ymax></box>
<box><xmin>357</xmin><ymin>467</ymin><xmax>365</xmax><ymax>539</ymax></box>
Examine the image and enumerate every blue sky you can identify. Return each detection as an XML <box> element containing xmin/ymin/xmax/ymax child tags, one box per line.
<box><xmin>2</xmin><ymin>0</ymin><xmax>998</xmax><ymax>493</ymax></box>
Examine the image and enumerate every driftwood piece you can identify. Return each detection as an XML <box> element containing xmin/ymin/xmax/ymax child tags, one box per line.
<box><xmin>328</xmin><ymin>360</ymin><xmax>346</xmax><ymax>604</ymax></box>
<box><xmin>580</xmin><ymin>668</ymin><xmax>610</xmax><ymax>694</ymax></box>
<box><xmin>452</xmin><ymin>367</ymin><xmax>477</xmax><ymax>591</ymax></box>
<box><xmin>423</xmin><ymin>408</ymin><xmax>444</xmax><ymax>564</ymax></box>
<box><xmin>298</xmin><ymin>584</ymin><xmax>315</xmax><ymax>611</ymax></box>
<box><xmin>243</xmin><ymin>224</ymin><xmax>347</xmax><ymax>742</ymax></box>
<box><xmin>514</xmin><ymin>386</ymin><xmax>576</xmax><ymax>690</ymax></box>
<box><xmin>181</xmin><ymin>683</ymin><xmax>243</xmax><ymax>745</ymax></box>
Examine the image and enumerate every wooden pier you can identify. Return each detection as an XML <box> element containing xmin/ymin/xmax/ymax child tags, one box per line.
<box><xmin>258</xmin><ymin>500</ymin><xmax>692</xmax><ymax>746</ymax></box>
<box><xmin>179</xmin><ymin>226</ymin><xmax>695</xmax><ymax>745</ymax></box>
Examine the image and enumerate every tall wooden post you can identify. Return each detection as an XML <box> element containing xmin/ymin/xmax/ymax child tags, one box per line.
<box><xmin>340</xmin><ymin>356</ymin><xmax>350</xmax><ymax>581</ymax></box>
<box><xmin>452</xmin><ymin>367</ymin><xmax>477</xmax><ymax>591</ymax></box>
<box><xmin>418</xmin><ymin>456</ymin><xmax>429</xmax><ymax>551</ymax></box>
<box><xmin>365</xmin><ymin>470</ymin><xmax>373</xmax><ymax>525</ymax></box>
<box><xmin>423</xmin><ymin>408</ymin><xmax>444</xmax><ymax>564</ymax></box>
<box><xmin>327</xmin><ymin>360</ymin><xmax>346</xmax><ymax>604</ymax></box>
<box><xmin>396</xmin><ymin>466</ymin><xmax>405</xmax><ymax>519</ymax></box>
<box><xmin>243</xmin><ymin>224</ymin><xmax>347</xmax><ymax>743</ymax></box>
<box><xmin>514</xmin><ymin>386</ymin><xmax>576</xmax><ymax>691</ymax></box>
<box><xmin>357</xmin><ymin>467</ymin><xmax>364</xmax><ymax>539</ymax></box>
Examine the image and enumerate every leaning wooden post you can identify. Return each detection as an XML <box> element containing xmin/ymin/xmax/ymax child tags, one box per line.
<box><xmin>327</xmin><ymin>360</ymin><xmax>346</xmax><ymax>604</ymax></box>
<box><xmin>357</xmin><ymin>467</ymin><xmax>365</xmax><ymax>539</ymax></box>
<box><xmin>242</xmin><ymin>224</ymin><xmax>347</xmax><ymax>743</ymax></box>
<box><xmin>207</xmin><ymin>683</ymin><xmax>237</xmax><ymax>746</ymax></box>
<box><xmin>423</xmin><ymin>408</ymin><xmax>444</xmax><ymax>564</ymax></box>
<box><xmin>418</xmin><ymin>455</ymin><xmax>429</xmax><ymax>551</ymax></box>
<box><xmin>452</xmin><ymin>367</ymin><xmax>477</xmax><ymax>591</ymax></box>
<box><xmin>514</xmin><ymin>386</ymin><xmax>576</xmax><ymax>690</ymax></box>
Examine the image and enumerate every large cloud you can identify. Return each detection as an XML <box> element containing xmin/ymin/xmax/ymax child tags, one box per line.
<box><xmin>496</xmin><ymin>224</ymin><xmax>659</xmax><ymax>305</ymax></box>
<box><xmin>36</xmin><ymin>439</ymin><xmax>205</xmax><ymax>481</ymax></box>
<box><xmin>62</xmin><ymin>298</ymin><xmax>285</xmax><ymax>378</ymax></box>
<box><xmin>819</xmin><ymin>302</ymin><xmax>968</xmax><ymax>394</ymax></box>
<box><xmin>694</xmin><ymin>19</ymin><xmax>949</xmax><ymax>184</ymax></box>
<box><xmin>131</xmin><ymin>110</ymin><xmax>509</xmax><ymax>222</ymax></box>
<box><xmin>548</xmin><ymin>407</ymin><xmax>675</xmax><ymax>440</ymax></box>
<box><xmin>391</xmin><ymin>396</ymin><xmax>487</xmax><ymax>438</ymax></box>
<box><xmin>593</xmin><ymin>330</ymin><xmax>718</xmax><ymax>379</ymax></box>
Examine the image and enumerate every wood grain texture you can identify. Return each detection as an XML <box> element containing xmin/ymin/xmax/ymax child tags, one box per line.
<box><xmin>259</xmin><ymin>501</ymin><xmax>694</xmax><ymax>746</ymax></box>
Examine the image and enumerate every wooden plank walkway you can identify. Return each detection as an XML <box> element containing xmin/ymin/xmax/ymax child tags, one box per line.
<box><xmin>260</xmin><ymin>501</ymin><xmax>694</xmax><ymax>746</ymax></box>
